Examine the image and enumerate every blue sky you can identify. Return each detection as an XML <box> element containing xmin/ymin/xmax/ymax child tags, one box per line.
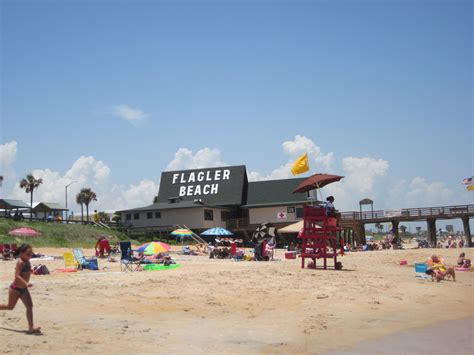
<box><xmin>1</xmin><ymin>0</ymin><xmax>473</xmax><ymax>226</ymax></box>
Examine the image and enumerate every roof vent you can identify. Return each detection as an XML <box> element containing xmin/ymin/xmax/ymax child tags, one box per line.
<box><xmin>168</xmin><ymin>196</ymin><xmax>182</xmax><ymax>204</ymax></box>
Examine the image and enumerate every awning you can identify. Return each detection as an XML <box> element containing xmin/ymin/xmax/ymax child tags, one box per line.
<box><xmin>279</xmin><ymin>220</ymin><xmax>322</xmax><ymax>234</ymax></box>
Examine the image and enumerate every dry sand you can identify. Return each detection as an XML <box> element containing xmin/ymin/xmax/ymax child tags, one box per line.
<box><xmin>0</xmin><ymin>247</ymin><xmax>472</xmax><ymax>354</ymax></box>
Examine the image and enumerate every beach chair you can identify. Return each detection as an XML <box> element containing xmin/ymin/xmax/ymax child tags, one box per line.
<box><xmin>73</xmin><ymin>248</ymin><xmax>97</xmax><ymax>270</ymax></box>
<box><xmin>63</xmin><ymin>252</ymin><xmax>78</xmax><ymax>268</ymax></box>
<box><xmin>120</xmin><ymin>241</ymin><xmax>142</xmax><ymax>272</ymax></box>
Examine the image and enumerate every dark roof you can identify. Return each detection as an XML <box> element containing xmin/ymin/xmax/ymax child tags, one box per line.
<box><xmin>0</xmin><ymin>199</ymin><xmax>31</xmax><ymax>209</ymax></box>
<box><xmin>32</xmin><ymin>202</ymin><xmax>67</xmax><ymax>212</ymax></box>
<box><xmin>243</xmin><ymin>178</ymin><xmax>308</xmax><ymax>208</ymax></box>
<box><xmin>116</xmin><ymin>200</ymin><xmax>228</xmax><ymax>213</ymax></box>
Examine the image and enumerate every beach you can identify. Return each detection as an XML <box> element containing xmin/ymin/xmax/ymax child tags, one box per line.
<box><xmin>0</xmin><ymin>247</ymin><xmax>472</xmax><ymax>354</ymax></box>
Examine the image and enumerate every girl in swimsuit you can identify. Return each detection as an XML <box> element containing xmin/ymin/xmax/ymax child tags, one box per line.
<box><xmin>0</xmin><ymin>244</ymin><xmax>41</xmax><ymax>334</ymax></box>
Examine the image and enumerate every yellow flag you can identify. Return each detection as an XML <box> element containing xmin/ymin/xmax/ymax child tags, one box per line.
<box><xmin>291</xmin><ymin>153</ymin><xmax>309</xmax><ymax>175</ymax></box>
<box><xmin>467</xmin><ymin>185</ymin><xmax>474</xmax><ymax>191</ymax></box>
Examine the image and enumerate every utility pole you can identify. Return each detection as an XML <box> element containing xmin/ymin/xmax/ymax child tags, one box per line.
<box><xmin>65</xmin><ymin>181</ymin><xmax>77</xmax><ymax>222</ymax></box>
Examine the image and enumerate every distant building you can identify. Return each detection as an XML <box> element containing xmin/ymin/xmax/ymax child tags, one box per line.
<box><xmin>32</xmin><ymin>202</ymin><xmax>68</xmax><ymax>220</ymax></box>
<box><xmin>117</xmin><ymin>165</ymin><xmax>313</xmax><ymax>237</ymax></box>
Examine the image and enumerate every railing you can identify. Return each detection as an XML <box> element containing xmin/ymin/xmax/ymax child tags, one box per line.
<box><xmin>340</xmin><ymin>204</ymin><xmax>474</xmax><ymax>222</ymax></box>
<box><xmin>226</xmin><ymin>218</ymin><xmax>250</xmax><ymax>229</ymax></box>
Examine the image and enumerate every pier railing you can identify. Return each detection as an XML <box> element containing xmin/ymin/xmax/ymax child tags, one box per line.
<box><xmin>340</xmin><ymin>204</ymin><xmax>474</xmax><ymax>223</ymax></box>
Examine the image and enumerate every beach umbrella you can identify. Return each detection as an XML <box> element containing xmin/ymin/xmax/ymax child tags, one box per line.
<box><xmin>293</xmin><ymin>174</ymin><xmax>344</xmax><ymax>193</ymax></box>
<box><xmin>171</xmin><ymin>228</ymin><xmax>193</xmax><ymax>237</ymax></box>
<box><xmin>252</xmin><ymin>223</ymin><xmax>277</xmax><ymax>243</ymax></box>
<box><xmin>136</xmin><ymin>242</ymin><xmax>170</xmax><ymax>255</ymax></box>
<box><xmin>201</xmin><ymin>227</ymin><xmax>233</xmax><ymax>237</ymax></box>
<box><xmin>8</xmin><ymin>227</ymin><xmax>40</xmax><ymax>237</ymax></box>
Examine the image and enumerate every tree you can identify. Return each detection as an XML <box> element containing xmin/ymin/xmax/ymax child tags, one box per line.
<box><xmin>93</xmin><ymin>211</ymin><xmax>110</xmax><ymax>223</ymax></box>
<box><xmin>375</xmin><ymin>223</ymin><xmax>383</xmax><ymax>234</ymax></box>
<box><xmin>80</xmin><ymin>188</ymin><xmax>97</xmax><ymax>222</ymax></box>
<box><xmin>153</xmin><ymin>195</ymin><xmax>159</xmax><ymax>203</ymax></box>
<box><xmin>400</xmin><ymin>225</ymin><xmax>407</xmax><ymax>235</ymax></box>
<box><xmin>76</xmin><ymin>192</ymin><xmax>85</xmax><ymax>223</ymax></box>
<box><xmin>19</xmin><ymin>174</ymin><xmax>43</xmax><ymax>221</ymax></box>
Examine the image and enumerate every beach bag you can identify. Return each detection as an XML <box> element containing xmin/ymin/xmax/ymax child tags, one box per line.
<box><xmin>33</xmin><ymin>264</ymin><xmax>50</xmax><ymax>275</ymax></box>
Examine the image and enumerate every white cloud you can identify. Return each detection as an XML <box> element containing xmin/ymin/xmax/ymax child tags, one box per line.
<box><xmin>166</xmin><ymin>147</ymin><xmax>225</xmax><ymax>171</ymax></box>
<box><xmin>111</xmin><ymin>105</ymin><xmax>149</xmax><ymax>125</ymax></box>
<box><xmin>387</xmin><ymin>177</ymin><xmax>456</xmax><ymax>208</ymax></box>
<box><xmin>249</xmin><ymin>135</ymin><xmax>334</xmax><ymax>181</ymax></box>
<box><xmin>0</xmin><ymin>141</ymin><xmax>17</xmax><ymax>180</ymax></box>
<box><xmin>8</xmin><ymin>155</ymin><xmax>158</xmax><ymax>212</ymax></box>
<box><xmin>324</xmin><ymin>157</ymin><xmax>389</xmax><ymax>210</ymax></box>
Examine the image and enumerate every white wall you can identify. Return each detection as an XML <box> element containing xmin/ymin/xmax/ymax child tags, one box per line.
<box><xmin>249</xmin><ymin>205</ymin><xmax>304</xmax><ymax>225</ymax></box>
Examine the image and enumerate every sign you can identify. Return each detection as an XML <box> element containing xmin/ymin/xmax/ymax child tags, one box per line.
<box><xmin>157</xmin><ymin>165</ymin><xmax>248</xmax><ymax>206</ymax></box>
<box><xmin>277</xmin><ymin>211</ymin><xmax>287</xmax><ymax>220</ymax></box>
<box><xmin>384</xmin><ymin>209</ymin><xmax>402</xmax><ymax>218</ymax></box>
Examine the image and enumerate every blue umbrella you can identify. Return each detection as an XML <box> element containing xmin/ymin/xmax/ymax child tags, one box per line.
<box><xmin>201</xmin><ymin>227</ymin><xmax>233</xmax><ymax>236</ymax></box>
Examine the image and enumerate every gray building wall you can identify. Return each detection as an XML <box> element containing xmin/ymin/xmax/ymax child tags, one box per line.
<box><xmin>121</xmin><ymin>207</ymin><xmax>229</xmax><ymax>230</ymax></box>
<box><xmin>249</xmin><ymin>204</ymin><xmax>304</xmax><ymax>225</ymax></box>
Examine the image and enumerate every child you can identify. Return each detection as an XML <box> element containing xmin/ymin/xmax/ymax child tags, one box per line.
<box><xmin>0</xmin><ymin>244</ymin><xmax>41</xmax><ymax>334</ymax></box>
<box><xmin>457</xmin><ymin>252</ymin><xmax>471</xmax><ymax>269</ymax></box>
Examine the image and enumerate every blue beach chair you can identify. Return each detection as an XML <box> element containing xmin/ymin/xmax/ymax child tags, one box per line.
<box><xmin>72</xmin><ymin>248</ymin><xmax>98</xmax><ymax>270</ymax></box>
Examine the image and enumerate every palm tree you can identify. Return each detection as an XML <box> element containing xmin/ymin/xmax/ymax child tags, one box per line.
<box><xmin>76</xmin><ymin>192</ymin><xmax>85</xmax><ymax>223</ymax></box>
<box><xmin>19</xmin><ymin>174</ymin><xmax>43</xmax><ymax>221</ymax></box>
<box><xmin>80</xmin><ymin>188</ymin><xmax>97</xmax><ymax>222</ymax></box>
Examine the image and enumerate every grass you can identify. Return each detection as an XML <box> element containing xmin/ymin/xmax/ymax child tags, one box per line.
<box><xmin>0</xmin><ymin>218</ymin><xmax>132</xmax><ymax>248</ymax></box>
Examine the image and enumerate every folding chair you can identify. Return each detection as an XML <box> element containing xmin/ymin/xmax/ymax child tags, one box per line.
<box><xmin>120</xmin><ymin>241</ymin><xmax>142</xmax><ymax>272</ymax></box>
<box><xmin>10</xmin><ymin>244</ymin><xmax>17</xmax><ymax>254</ymax></box>
<box><xmin>64</xmin><ymin>252</ymin><xmax>78</xmax><ymax>268</ymax></box>
<box><xmin>73</xmin><ymin>248</ymin><xmax>97</xmax><ymax>270</ymax></box>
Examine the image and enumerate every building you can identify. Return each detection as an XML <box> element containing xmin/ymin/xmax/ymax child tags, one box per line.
<box><xmin>117</xmin><ymin>165</ymin><xmax>314</xmax><ymax>237</ymax></box>
<box><xmin>32</xmin><ymin>202</ymin><xmax>68</xmax><ymax>220</ymax></box>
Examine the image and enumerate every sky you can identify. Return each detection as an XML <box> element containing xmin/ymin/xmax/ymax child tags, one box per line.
<box><xmin>0</xmin><ymin>0</ymin><xmax>473</xmax><ymax>229</ymax></box>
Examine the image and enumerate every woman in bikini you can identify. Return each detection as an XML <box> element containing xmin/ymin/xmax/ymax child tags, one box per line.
<box><xmin>0</xmin><ymin>244</ymin><xmax>41</xmax><ymax>334</ymax></box>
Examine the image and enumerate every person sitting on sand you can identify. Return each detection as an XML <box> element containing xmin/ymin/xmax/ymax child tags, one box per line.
<box><xmin>0</xmin><ymin>244</ymin><xmax>41</xmax><ymax>334</ymax></box>
<box><xmin>427</xmin><ymin>255</ymin><xmax>456</xmax><ymax>282</ymax></box>
<box><xmin>457</xmin><ymin>252</ymin><xmax>471</xmax><ymax>269</ymax></box>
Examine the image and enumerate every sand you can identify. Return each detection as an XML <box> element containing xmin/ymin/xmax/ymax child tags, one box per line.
<box><xmin>0</xmin><ymin>247</ymin><xmax>472</xmax><ymax>354</ymax></box>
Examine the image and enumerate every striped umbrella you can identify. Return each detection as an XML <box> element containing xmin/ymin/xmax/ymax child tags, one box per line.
<box><xmin>171</xmin><ymin>228</ymin><xmax>193</xmax><ymax>237</ymax></box>
<box><xmin>252</xmin><ymin>223</ymin><xmax>277</xmax><ymax>243</ymax></box>
<box><xmin>201</xmin><ymin>227</ymin><xmax>233</xmax><ymax>236</ymax></box>
<box><xmin>136</xmin><ymin>242</ymin><xmax>170</xmax><ymax>255</ymax></box>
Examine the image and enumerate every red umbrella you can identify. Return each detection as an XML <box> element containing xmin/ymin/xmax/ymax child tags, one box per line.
<box><xmin>293</xmin><ymin>173</ymin><xmax>344</xmax><ymax>193</ymax></box>
<box><xmin>9</xmin><ymin>227</ymin><xmax>41</xmax><ymax>237</ymax></box>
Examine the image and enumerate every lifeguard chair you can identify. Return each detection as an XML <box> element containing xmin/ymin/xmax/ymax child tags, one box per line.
<box><xmin>299</xmin><ymin>205</ymin><xmax>342</xmax><ymax>269</ymax></box>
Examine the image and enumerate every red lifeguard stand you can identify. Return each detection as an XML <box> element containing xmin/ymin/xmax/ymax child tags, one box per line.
<box><xmin>299</xmin><ymin>205</ymin><xmax>342</xmax><ymax>269</ymax></box>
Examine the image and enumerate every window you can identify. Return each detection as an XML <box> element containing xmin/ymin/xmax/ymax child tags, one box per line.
<box><xmin>296</xmin><ymin>208</ymin><xmax>304</xmax><ymax>219</ymax></box>
<box><xmin>287</xmin><ymin>207</ymin><xmax>295</xmax><ymax>213</ymax></box>
<box><xmin>221</xmin><ymin>211</ymin><xmax>230</xmax><ymax>221</ymax></box>
<box><xmin>133</xmin><ymin>213</ymin><xmax>140</xmax><ymax>220</ymax></box>
<box><xmin>147</xmin><ymin>212</ymin><xmax>153</xmax><ymax>219</ymax></box>
<box><xmin>155</xmin><ymin>211</ymin><xmax>161</xmax><ymax>219</ymax></box>
<box><xmin>125</xmin><ymin>214</ymin><xmax>131</xmax><ymax>221</ymax></box>
<box><xmin>204</xmin><ymin>209</ymin><xmax>214</xmax><ymax>221</ymax></box>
